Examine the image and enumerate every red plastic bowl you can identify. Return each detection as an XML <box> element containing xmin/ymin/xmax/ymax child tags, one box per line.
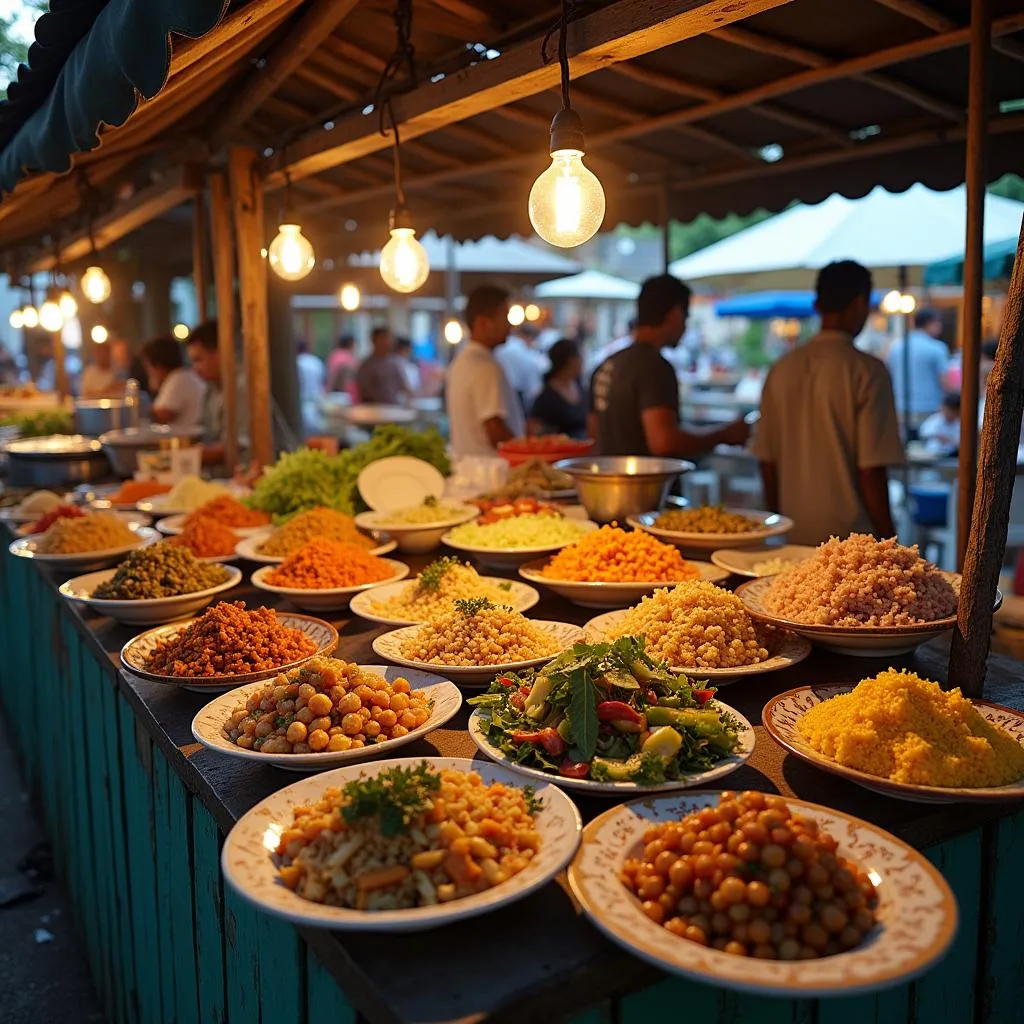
<box><xmin>497</xmin><ymin>437</ymin><xmax>595</xmax><ymax>466</ymax></box>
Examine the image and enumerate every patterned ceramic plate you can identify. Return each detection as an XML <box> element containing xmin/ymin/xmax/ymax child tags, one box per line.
<box><xmin>627</xmin><ymin>508</ymin><xmax>794</xmax><ymax>553</ymax></box>
<box><xmin>250</xmin><ymin>559</ymin><xmax>410</xmax><ymax>612</ymax></box>
<box><xmin>710</xmin><ymin>545</ymin><xmax>818</xmax><ymax>578</ymax></box>
<box><xmin>349</xmin><ymin>576</ymin><xmax>540</xmax><ymax>626</ymax></box>
<box><xmin>221</xmin><ymin>756</ymin><xmax>582</xmax><ymax>931</ymax></box>
<box><xmin>569</xmin><ymin>792</ymin><xmax>958</xmax><ymax>997</ymax></box>
<box><xmin>518</xmin><ymin>558</ymin><xmax>730</xmax><ymax>610</ymax></box>
<box><xmin>234</xmin><ymin>533</ymin><xmax>397</xmax><ymax>564</ymax></box>
<box><xmin>468</xmin><ymin>703</ymin><xmax>755</xmax><ymax>794</ymax></box>
<box><xmin>440</xmin><ymin>520</ymin><xmax>598</xmax><ymax>571</ymax></box>
<box><xmin>120</xmin><ymin>611</ymin><xmax>338</xmax><ymax>692</ymax></box>
<box><xmin>7</xmin><ymin>525</ymin><xmax>161</xmax><ymax>570</ymax></box>
<box><xmin>735</xmin><ymin>573</ymin><xmax>998</xmax><ymax>658</ymax></box>
<box><xmin>764</xmin><ymin>684</ymin><xmax>1024</xmax><ymax>803</ymax></box>
<box><xmin>192</xmin><ymin>665</ymin><xmax>463</xmax><ymax>771</ymax></box>
<box><xmin>583</xmin><ymin>609</ymin><xmax>812</xmax><ymax>682</ymax></box>
<box><xmin>371</xmin><ymin>621</ymin><xmax>585</xmax><ymax>686</ymax></box>
<box><xmin>155</xmin><ymin>513</ymin><xmax>268</xmax><ymax>538</ymax></box>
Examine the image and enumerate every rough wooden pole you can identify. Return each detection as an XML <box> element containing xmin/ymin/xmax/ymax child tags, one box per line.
<box><xmin>948</xmin><ymin>216</ymin><xmax>1024</xmax><ymax>697</ymax></box>
<box><xmin>957</xmin><ymin>0</ymin><xmax>991</xmax><ymax>567</ymax></box>
<box><xmin>208</xmin><ymin>172</ymin><xmax>238</xmax><ymax>475</ymax></box>
<box><xmin>226</xmin><ymin>146</ymin><xmax>273</xmax><ymax>468</ymax></box>
<box><xmin>192</xmin><ymin>192</ymin><xmax>210</xmax><ymax>321</ymax></box>
<box><xmin>52</xmin><ymin>329</ymin><xmax>68</xmax><ymax>398</ymax></box>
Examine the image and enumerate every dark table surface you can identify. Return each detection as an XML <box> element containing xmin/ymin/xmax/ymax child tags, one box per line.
<box><xmin>29</xmin><ymin>548</ymin><xmax>1024</xmax><ymax>1024</ymax></box>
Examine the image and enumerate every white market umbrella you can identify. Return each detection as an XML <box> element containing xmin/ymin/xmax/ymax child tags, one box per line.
<box><xmin>534</xmin><ymin>269</ymin><xmax>640</xmax><ymax>300</ymax></box>
<box><xmin>669</xmin><ymin>184</ymin><xmax>1024</xmax><ymax>289</ymax></box>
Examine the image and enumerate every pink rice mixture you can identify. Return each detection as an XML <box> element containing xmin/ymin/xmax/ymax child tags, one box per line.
<box><xmin>763</xmin><ymin>534</ymin><xmax>958</xmax><ymax>627</ymax></box>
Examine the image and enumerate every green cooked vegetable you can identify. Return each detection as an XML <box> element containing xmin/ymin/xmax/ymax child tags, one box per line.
<box><xmin>93</xmin><ymin>542</ymin><xmax>230</xmax><ymax>600</ymax></box>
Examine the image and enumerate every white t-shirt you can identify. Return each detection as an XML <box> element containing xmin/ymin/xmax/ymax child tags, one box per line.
<box><xmin>752</xmin><ymin>330</ymin><xmax>905</xmax><ymax>545</ymax></box>
<box><xmin>446</xmin><ymin>341</ymin><xmax>525</xmax><ymax>457</ymax></box>
<box><xmin>153</xmin><ymin>367</ymin><xmax>206</xmax><ymax>431</ymax></box>
<box><xmin>494</xmin><ymin>335</ymin><xmax>546</xmax><ymax>406</ymax></box>
<box><xmin>80</xmin><ymin>365</ymin><xmax>119</xmax><ymax>399</ymax></box>
<box><xmin>296</xmin><ymin>352</ymin><xmax>325</xmax><ymax>404</ymax></box>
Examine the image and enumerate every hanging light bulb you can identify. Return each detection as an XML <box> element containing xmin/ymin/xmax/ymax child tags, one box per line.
<box><xmin>898</xmin><ymin>293</ymin><xmax>917</xmax><ymax>315</ymax></box>
<box><xmin>528</xmin><ymin>2</ymin><xmax>605</xmax><ymax>248</ymax></box>
<box><xmin>91</xmin><ymin>325</ymin><xmax>109</xmax><ymax>344</ymax></box>
<box><xmin>58</xmin><ymin>289</ymin><xmax>78</xmax><ymax>319</ymax></box>
<box><xmin>443</xmin><ymin>319</ymin><xmax>463</xmax><ymax>345</ymax></box>
<box><xmin>880</xmin><ymin>290</ymin><xmax>903</xmax><ymax>315</ymax></box>
<box><xmin>508</xmin><ymin>303</ymin><xmax>526</xmax><ymax>327</ymax></box>
<box><xmin>339</xmin><ymin>282</ymin><xmax>361</xmax><ymax>311</ymax></box>
<box><xmin>268</xmin><ymin>223</ymin><xmax>315</xmax><ymax>281</ymax></box>
<box><xmin>380</xmin><ymin>207</ymin><xmax>430</xmax><ymax>294</ymax></box>
<box><xmin>20</xmin><ymin>304</ymin><xmax>39</xmax><ymax>329</ymax></box>
<box><xmin>172</xmin><ymin>323</ymin><xmax>191</xmax><ymax>340</ymax></box>
<box><xmin>81</xmin><ymin>265</ymin><xmax>112</xmax><ymax>304</ymax></box>
<box><xmin>525</xmin><ymin>303</ymin><xmax>541</xmax><ymax>322</ymax></box>
<box><xmin>9</xmin><ymin>308</ymin><xmax>24</xmax><ymax>329</ymax></box>
<box><xmin>39</xmin><ymin>288</ymin><xmax>64</xmax><ymax>333</ymax></box>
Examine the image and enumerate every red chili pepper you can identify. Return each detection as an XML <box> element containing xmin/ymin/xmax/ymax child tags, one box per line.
<box><xmin>692</xmin><ymin>689</ymin><xmax>716</xmax><ymax>705</ymax></box>
<box><xmin>510</xmin><ymin>728</ymin><xmax>566</xmax><ymax>756</ymax></box>
<box><xmin>596</xmin><ymin>701</ymin><xmax>643</xmax><ymax>725</ymax></box>
<box><xmin>496</xmin><ymin>676</ymin><xmax>516</xmax><ymax>687</ymax></box>
<box><xmin>558</xmin><ymin>760</ymin><xmax>590</xmax><ymax>779</ymax></box>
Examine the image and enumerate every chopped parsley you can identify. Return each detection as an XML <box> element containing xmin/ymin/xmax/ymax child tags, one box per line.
<box><xmin>341</xmin><ymin>762</ymin><xmax>441</xmax><ymax>837</ymax></box>
<box><xmin>454</xmin><ymin>596</ymin><xmax>495</xmax><ymax>617</ymax></box>
<box><xmin>419</xmin><ymin>556</ymin><xmax>460</xmax><ymax>591</ymax></box>
<box><xmin>522</xmin><ymin>785</ymin><xmax>543</xmax><ymax>815</ymax></box>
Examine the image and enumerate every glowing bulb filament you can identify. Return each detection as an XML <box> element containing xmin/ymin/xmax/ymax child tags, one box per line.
<box><xmin>529</xmin><ymin>147</ymin><xmax>605</xmax><ymax>248</ymax></box>
<box><xmin>380</xmin><ymin>227</ymin><xmax>430</xmax><ymax>294</ymax></box>
<box><xmin>268</xmin><ymin>223</ymin><xmax>315</xmax><ymax>281</ymax></box>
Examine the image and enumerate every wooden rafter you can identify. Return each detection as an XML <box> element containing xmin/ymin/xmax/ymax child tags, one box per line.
<box><xmin>209</xmin><ymin>0</ymin><xmax>361</xmax><ymax>144</ymax></box>
<box><xmin>263</xmin><ymin>0</ymin><xmax>797</xmax><ymax>188</ymax></box>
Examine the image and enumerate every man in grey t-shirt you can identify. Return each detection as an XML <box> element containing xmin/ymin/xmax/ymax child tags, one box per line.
<box><xmin>356</xmin><ymin>327</ymin><xmax>409</xmax><ymax>405</ymax></box>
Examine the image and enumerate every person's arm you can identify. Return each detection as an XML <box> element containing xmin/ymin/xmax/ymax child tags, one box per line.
<box><xmin>640</xmin><ymin>406</ymin><xmax>750</xmax><ymax>459</ymax></box>
<box><xmin>759</xmin><ymin>461</ymin><xmax>779</xmax><ymax>512</ymax></box>
<box><xmin>857</xmin><ymin>466</ymin><xmax>896</xmax><ymax>538</ymax></box>
<box><xmin>483</xmin><ymin>416</ymin><xmax>514</xmax><ymax>446</ymax></box>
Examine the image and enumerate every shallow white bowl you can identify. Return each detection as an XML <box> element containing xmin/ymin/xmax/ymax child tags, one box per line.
<box><xmin>156</xmin><ymin>513</ymin><xmax>269</xmax><ymax>538</ymax></box>
<box><xmin>441</xmin><ymin>519</ymin><xmax>598</xmax><ymax>571</ymax></box>
<box><xmin>8</xmin><ymin>525</ymin><xmax>161</xmax><ymax>571</ymax></box>
<box><xmin>710</xmin><ymin>544</ymin><xmax>818</xmax><ymax>578</ymax></box>
<box><xmin>221</xmin><ymin>756</ymin><xmax>581</xmax><ymax>931</ymax></box>
<box><xmin>235</xmin><ymin>532</ymin><xmax>397</xmax><ymax>564</ymax></box>
<box><xmin>354</xmin><ymin>504</ymin><xmax>479</xmax><ymax>554</ymax></box>
<box><xmin>16</xmin><ymin>509</ymin><xmax>152</xmax><ymax>536</ymax></box>
<box><xmin>250</xmin><ymin>559</ymin><xmax>409</xmax><ymax>612</ymax></box>
<box><xmin>628</xmin><ymin>508</ymin><xmax>794</xmax><ymax>555</ymax></box>
<box><xmin>59</xmin><ymin>564</ymin><xmax>242</xmax><ymax>625</ymax></box>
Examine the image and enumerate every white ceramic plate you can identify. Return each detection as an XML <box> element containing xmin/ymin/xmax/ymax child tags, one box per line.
<box><xmin>16</xmin><ymin>509</ymin><xmax>152</xmax><ymax>535</ymax></box>
<box><xmin>59</xmin><ymin>564</ymin><xmax>242</xmax><ymax>625</ymax></box>
<box><xmin>120</xmin><ymin>612</ymin><xmax>338</xmax><ymax>692</ymax></box>
<box><xmin>354</xmin><ymin>504</ymin><xmax>479</xmax><ymax>554</ymax></box>
<box><xmin>250</xmin><ymin>560</ymin><xmax>410</xmax><ymax>612</ymax></box>
<box><xmin>441</xmin><ymin>519</ymin><xmax>599</xmax><ymax>571</ymax></box>
<box><xmin>764</xmin><ymin>684</ymin><xmax>1024</xmax><ymax>804</ymax></box>
<box><xmin>156</xmin><ymin>513</ymin><xmax>268</xmax><ymax>538</ymax></box>
<box><xmin>371</xmin><ymin>621</ymin><xmax>585</xmax><ymax>686</ymax></box>
<box><xmin>137</xmin><ymin>484</ymin><xmax>247</xmax><ymax>516</ymax></box>
<box><xmin>710</xmin><ymin>545</ymin><xmax>818</xmax><ymax>578</ymax></box>
<box><xmin>628</xmin><ymin>508</ymin><xmax>794</xmax><ymax>554</ymax></box>
<box><xmin>192</xmin><ymin>665</ymin><xmax>463</xmax><ymax>771</ymax></box>
<box><xmin>234</xmin><ymin>532</ymin><xmax>397</xmax><ymax>564</ymax></box>
<box><xmin>0</xmin><ymin>501</ymin><xmax>64</xmax><ymax>524</ymax></box>
<box><xmin>8</xmin><ymin>525</ymin><xmax>161</xmax><ymax>571</ymax></box>
<box><xmin>349</xmin><ymin>576</ymin><xmax>540</xmax><ymax>626</ymax></box>
<box><xmin>736</xmin><ymin>573</ymin><xmax>991</xmax><ymax>657</ymax></box>
<box><xmin>469</xmin><ymin>704</ymin><xmax>754</xmax><ymax>794</ymax></box>
<box><xmin>221</xmin><ymin>756</ymin><xmax>582</xmax><ymax>931</ymax></box>
<box><xmin>357</xmin><ymin>456</ymin><xmax>445</xmax><ymax>512</ymax></box>
<box><xmin>583</xmin><ymin>609</ymin><xmax>812</xmax><ymax>681</ymax></box>
<box><xmin>568</xmin><ymin>792</ymin><xmax>957</xmax><ymax>997</ymax></box>
<box><xmin>518</xmin><ymin>558</ymin><xmax>730</xmax><ymax>610</ymax></box>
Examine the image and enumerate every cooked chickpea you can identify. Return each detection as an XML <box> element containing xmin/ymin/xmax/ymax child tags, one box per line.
<box><xmin>307</xmin><ymin>729</ymin><xmax>330</xmax><ymax>752</ymax></box>
<box><xmin>327</xmin><ymin>734</ymin><xmax>351</xmax><ymax>752</ymax></box>
<box><xmin>286</xmin><ymin>721</ymin><xmax>307</xmax><ymax>744</ymax></box>
<box><xmin>307</xmin><ymin>693</ymin><xmax>332</xmax><ymax>717</ymax></box>
<box><xmin>341</xmin><ymin>713</ymin><xmax>363</xmax><ymax>735</ymax></box>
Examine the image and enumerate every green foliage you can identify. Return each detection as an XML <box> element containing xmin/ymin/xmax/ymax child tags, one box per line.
<box><xmin>0</xmin><ymin>3</ymin><xmax>45</xmax><ymax>88</ymax></box>
<box><xmin>989</xmin><ymin>174</ymin><xmax>1024</xmax><ymax>203</ymax></box>
<box><xmin>0</xmin><ymin>408</ymin><xmax>74</xmax><ymax>437</ymax></box>
<box><xmin>669</xmin><ymin>209</ymin><xmax>775</xmax><ymax>262</ymax></box>
<box><xmin>735</xmin><ymin>321</ymin><xmax>773</xmax><ymax>370</ymax></box>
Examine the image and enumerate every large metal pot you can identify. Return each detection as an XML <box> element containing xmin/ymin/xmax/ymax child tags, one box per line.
<box><xmin>554</xmin><ymin>456</ymin><xmax>695</xmax><ymax>523</ymax></box>
<box><xmin>74</xmin><ymin>398</ymin><xmax>128</xmax><ymax>437</ymax></box>
<box><xmin>5</xmin><ymin>434</ymin><xmax>112</xmax><ymax>489</ymax></box>
<box><xmin>99</xmin><ymin>425</ymin><xmax>203</xmax><ymax>478</ymax></box>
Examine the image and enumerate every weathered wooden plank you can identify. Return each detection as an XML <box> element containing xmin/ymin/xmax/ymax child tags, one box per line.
<box><xmin>166</xmin><ymin>763</ymin><xmax>201</xmax><ymax>1023</ymax></box>
<box><xmin>722</xmin><ymin>990</ymin><xmax>815</xmax><ymax>1022</ymax></box>
<box><xmin>981</xmin><ymin>810</ymin><xmax>1024</xmax><ymax>1022</ymax></box>
<box><xmin>619</xmin><ymin>977</ymin><xmax>720</xmax><ymax>1021</ymax></box>
<box><xmin>306</xmin><ymin>950</ymin><xmax>358</xmax><ymax>1023</ymax></box>
<box><xmin>565</xmin><ymin>1003</ymin><xmax>613</xmax><ymax>1024</ymax></box>
<box><xmin>224</xmin><ymin>884</ymin><xmax>264</xmax><ymax>1023</ymax></box>
<box><xmin>192</xmin><ymin>802</ymin><xmax>228</xmax><ymax>1024</ymax></box>
<box><xmin>153</xmin><ymin>755</ymin><xmax>182</xmax><ymax>1022</ymax></box>
<box><xmin>258</xmin><ymin>907</ymin><xmax>305</xmax><ymax>1022</ymax></box>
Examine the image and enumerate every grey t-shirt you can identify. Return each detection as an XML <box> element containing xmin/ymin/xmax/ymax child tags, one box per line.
<box><xmin>589</xmin><ymin>343</ymin><xmax>678</xmax><ymax>455</ymax></box>
<box><xmin>356</xmin><ymin>354</ymin><xmax>407</xmax><ymax>404</ymax></box>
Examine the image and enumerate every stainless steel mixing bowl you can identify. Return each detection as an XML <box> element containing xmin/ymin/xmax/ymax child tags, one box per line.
<box><xmin>553</xmin><ymin>456</ymin><xmax>694</xmax><ymax>522</ymax></box>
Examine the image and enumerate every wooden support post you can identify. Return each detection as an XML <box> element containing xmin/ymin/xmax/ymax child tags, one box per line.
<box><xmin>226</xmin><ymin>147</ymin><xmax>273</xmax><ymax>468</ymax></box>
<box><xmin>948</xmin><ymin>217</ymin><xmax>1024</xmax><ymax>697</ymax></box>
<box><xmin>957</xmin><ymin>0</ymin><xmax>991</xmax><ymax>568</ymax></box>
<box><xmin>208</xmin><ymin>173</ymin><xmax>238</xmax><ymax>476</ymax></box>
<box><xmin>52</xmin><ymin>331</ymin><xmax>68</xmax><ymax>399</ymax></box>
<box><xmin>192</xmin><ymin>193</ymin><xmax>209</xmax><ymax>322</ymax></box>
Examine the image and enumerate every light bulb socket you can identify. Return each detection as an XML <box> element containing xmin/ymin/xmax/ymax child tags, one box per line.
<box><xmin>549</xmin><ymin>108</ymin><xmax>587</xmax><ymax>155</ymax></box>
<box><xmin>389</xmin><ymin>205</ymin><xmax>415</xmax><ymax>232</ymax></box>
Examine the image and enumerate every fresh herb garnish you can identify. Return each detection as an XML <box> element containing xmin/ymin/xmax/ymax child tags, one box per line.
<box><xmin>341</xmin><ymin>762</ymin><xmax>441</xmax><ymax>837</ymax></box>
<box><xmin>454</xmin><ymin>596</ymin><xmax>495</xmax><ymax>617</ymax></box>
<box><xmin>423</xmin><ymin>495</ymin><xmax>438</xmax><ymax>507</ymax></box>
<box><xmin>497</xmin><ymin>581</ymin><xmax>512</xmax><ymax>591</ymax></box>
<box><xmin>522</xmin><ymin>785</ymin><xmax>543</xmax><ymax>815</ymax></box>
<box><xmin>419</xmin><ymin>556</ymin><xmax>459</xmax><ymax>591</ymax></box>
<box><xmin>568</xmin><ymin>666</ymin><xmax>598</xmax><ymax>760</ymax></box>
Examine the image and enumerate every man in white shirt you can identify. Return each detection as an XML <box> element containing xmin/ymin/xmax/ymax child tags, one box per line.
<box><xmin>79</xmin><ymin>337</ymin><xmax>120</xmax><ymax>398</ymax></box>
<box><xmin>754</xmin><ymin>260</ymin><xmax>905</xmax><ymax>545</ymax></box>
<box><xmin>495</xmin><ymin>325</ymin><xmax>547</xmax><ymax>413</ymax></box>
<box><xmin>446</xmin><ymin>285</ymin><xmax>524</xmax><ymax>457</ymax></box>
<box><xmin>296</xmin><ymin>340</ymin><xmax>326</xmax><ymax>437</ymax></box>
<box><xmin>142</xmin><ymin>335</ymin><xmax>206</xmax><ymax>432</ymax></box>
<box><xmin>918</xmin><ymin>392</ymin><xmax>961</xmax><ymax>455</ymax></box>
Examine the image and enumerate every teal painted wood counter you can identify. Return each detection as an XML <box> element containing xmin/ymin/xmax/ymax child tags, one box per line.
<box><xmin>2</xmin><ymin>544</ymin><xmax>1023</xmax><ymax>1024</ymax></box>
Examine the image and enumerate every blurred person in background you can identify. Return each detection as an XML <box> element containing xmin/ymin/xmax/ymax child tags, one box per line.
<box><xmin>886</xmin><ymin>307</ymin><xmax>948</xmax><ymax>435</ymax></box>
<box><xmin>918</xmin><ymin>392</ymin><xmax>961</xmax><ymax>455</ymax></box>
<box><xmin>754</xmin><ymin>260</ymin><xmax>904</xmax><ymax>545</ymax></box>
<box><xmin>80</xmin><ymin>336</ymin><xmax>120</xmax><ymax>398</ymax></box>
<box><xmin>143</xmin><ymin>335</ymin><xmax>205</xmax><ymax>430</ymax></box>
<box><xmin>185</xmin><ymin>321</ymin><xmax>242</xmax><ymax>465</ymax></box>
<box><xmin>529</xmin><ymin>339</ymin><xmax>588</xmax><ymax>438</ymax></box>
<box><xmin>495</xmin><ymin>323</ymin><xmax>546</xmax><ymax>414</ymax></box>
<box><xmin>356</xmin><ymin>326</ymin><xmax>408</xmax><ymax>405</ymax></box>
<box><xmin>587</xmin><ymin>317</ymin><xmax>635</xmax><ymax>375</ymax></box>
<box><xmin>394</xmin><ymin>337</ymin><xmax>422</xmax><ymax>398</ymax></box>
<box><xmin>589</xmin><ymin>275</ymin><xmax>749</xmax><ymax>458</ymax></box>
<box><xmin>327</xmin><ymin>333</ymin><xmax>358</xmax><ymax>398</ymax></box>
<box><xmin>0</xmin><ymin>343</ymin><xmax>19</xmax><ymax>385</ymax></box>
<box><xmin>296</xmin><ymin>340</ymin><xmax>325</xmax><ymax>437</ymax></box>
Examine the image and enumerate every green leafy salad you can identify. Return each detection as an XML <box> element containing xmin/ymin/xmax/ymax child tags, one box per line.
<box><xmin>468</xmin><ymin>637</ymin><xmax>741</xmax><ymax>784</ymax></box>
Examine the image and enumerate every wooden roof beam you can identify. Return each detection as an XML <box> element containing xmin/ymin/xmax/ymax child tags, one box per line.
<box><xmin>209</xmin><ymin>0</ymin><xmax>361</xmax><ymax>145</ymax></box>
<box><xmin>263</xmin><ymin>0</ymin><xmax>797</xmax><ymax>189</ymax></box>
<box><xmin>28</xmin><ymin>166</ymin><xmax>203</xmax><ymax>272</ymax></box>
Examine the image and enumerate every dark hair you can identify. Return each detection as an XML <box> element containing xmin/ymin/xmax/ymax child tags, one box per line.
<box><xmin>297</xmin><ymin>340</ymin><xmax>308</xmax><ymax>354</ymax></box>
<box><xmin>815</xmin><ymin>260</ymin><xmax>872</xmax><ymax>313</ymax></box>
<box><xmin>982</xmin><ymin>339</ymin><xmax>999</xmax><ymax>360</ymax></box>
<box><xmin>370</xmin><ymin>326</ymin><xmax>391</xmax><ymax>345</ymax></box>
<box><xmin>544</xmin><ymin>338</ymin><xmax>580</xmax><ymax>385</ymax></box>
<box><xmin>394</xmin><ymin>337</ymin><xmax>412</xmax><ymax>354</ymax></box>
<box><xmin>636</xmin><ymin>275</ymin><xmax>691</xmax><ymax>327</ymax></box>
<box><xmin>915</xmin><ymin>308</ymin><xmax>941</xmax><ymax>330</ymax></box>
<box><xmin>336</xmin><ymin>334</ymin><xmax>355</xmax><ymax>351</ymax></box>
<box><xmin>464</xmin><ymin>284</ymin><xmax>509</xmax><ymax>332</ymax></box>
<box><xmin>142</xmin><ymin>336</ymin><xmax>184</xmax><ymax>371</ymax></box>
<box><xmin>942</xmin><ymin>391</ymin><xmax>961</xmax><ymax>413</ymax></box>
<box><xmin>186</xmin><ymin>320</ymin><xmax>219</xmax><ymax>352</ymax></box>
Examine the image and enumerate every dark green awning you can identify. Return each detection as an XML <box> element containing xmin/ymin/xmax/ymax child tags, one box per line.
<box><xmin>0</xmin><ymin>0</ymin><xmax>227</xmax><ymax>195</ymax></box>
<box><xmin>923</xmin><ymin>236</ymin><xmax>1020</xmax><ymax>286</ymax></box>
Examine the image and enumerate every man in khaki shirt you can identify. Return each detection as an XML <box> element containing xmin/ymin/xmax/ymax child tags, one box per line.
<box><xmin>753</xmin><ymin>260</ymin><xmax>905</xmax><ymax>546</ymax></box>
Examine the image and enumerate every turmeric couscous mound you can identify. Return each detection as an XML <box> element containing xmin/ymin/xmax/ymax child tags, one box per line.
<box><xmin>796</xmin><ymin>669</ymin><xmax>1024</xmax><ymax>788</ymax></box>
<box><xmin>542</xmin><ymin>525</ymin><xmax>698</xmax><ymax>583</ymax></box>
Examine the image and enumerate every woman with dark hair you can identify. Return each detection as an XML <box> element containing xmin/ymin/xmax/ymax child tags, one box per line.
<box><xmin>142</xmin><ymin>335</ymin><xmax>205</xmax><ymax>430</ymax></box>
<box><xmin>529</xmin><ymin>338</ymin><xmax>588</xmax><ymax>438</ymax></box>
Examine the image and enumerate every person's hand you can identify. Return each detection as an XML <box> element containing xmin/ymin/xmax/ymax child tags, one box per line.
<box><xmin>722</xmin><ymin>418</ymin><xmax>751</xmax><ymax>448</ymax></box>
